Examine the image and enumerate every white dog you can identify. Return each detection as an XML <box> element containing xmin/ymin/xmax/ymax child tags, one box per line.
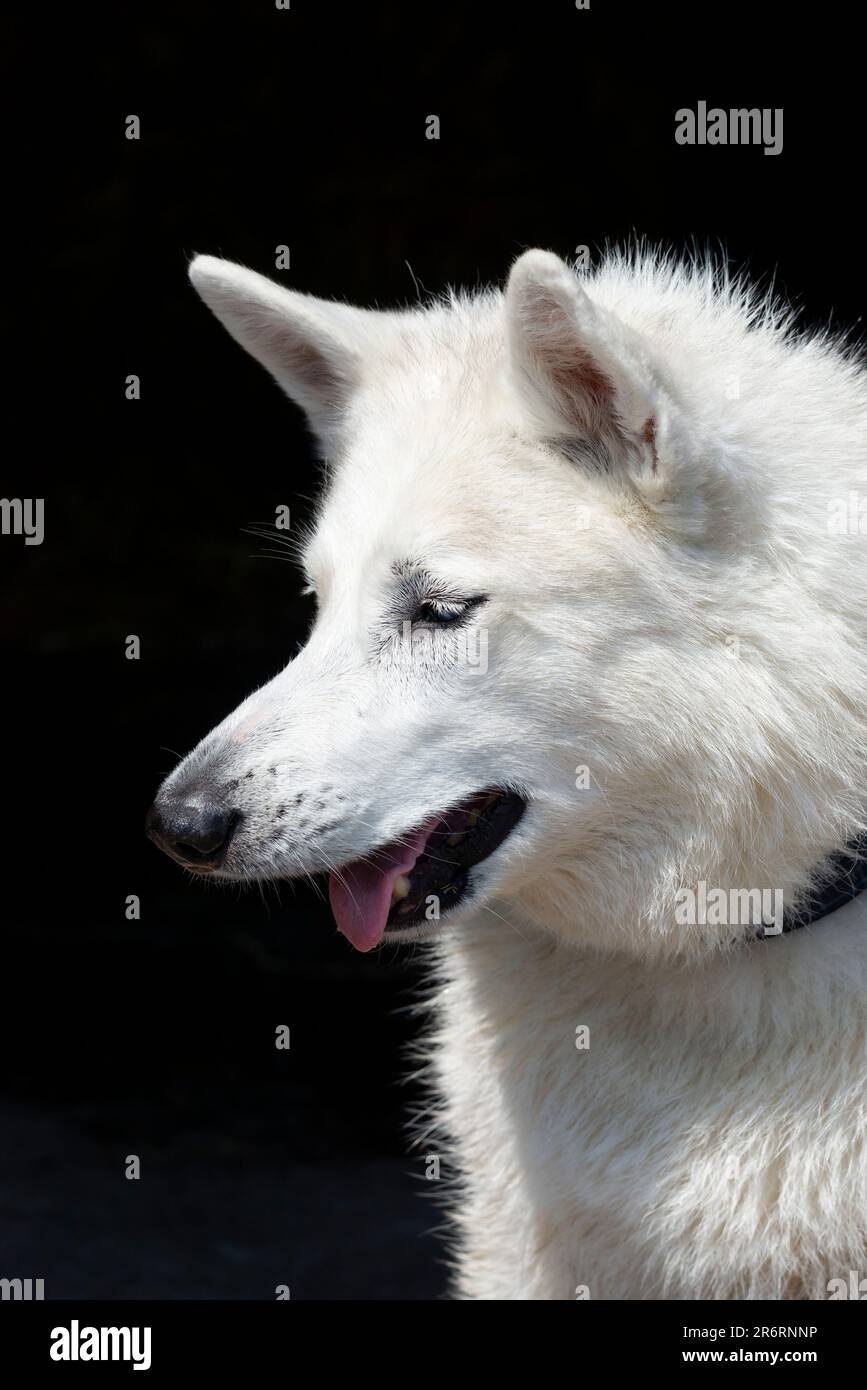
<box><xmin>147</xmin><ymin>247</ymin><xmax>867</xmax><ymax>1299</ymax></box>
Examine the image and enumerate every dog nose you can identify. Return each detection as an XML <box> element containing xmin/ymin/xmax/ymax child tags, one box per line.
<box><xmin>145</xmin><ymin>797</ymin><xmax>239</xmax><ymax>869</ymax></box>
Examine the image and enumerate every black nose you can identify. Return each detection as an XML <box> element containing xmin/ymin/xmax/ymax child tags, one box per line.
<box><xmin>146</xmin><ymin>797</ymin><xmax>239</xmax><ymax>869</ymax></box>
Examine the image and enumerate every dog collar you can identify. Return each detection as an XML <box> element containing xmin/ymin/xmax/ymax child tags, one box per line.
<box><xmin>773</xmin><ymin>833</ymin><xmax>867</xmax><ymax>935</ymax></box>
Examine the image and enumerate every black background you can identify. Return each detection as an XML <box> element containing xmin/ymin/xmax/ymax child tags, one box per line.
<box><xmin>1</xmin><ymin>2</ymin><xmax>863</xmax><ymax>1299</ymax></box>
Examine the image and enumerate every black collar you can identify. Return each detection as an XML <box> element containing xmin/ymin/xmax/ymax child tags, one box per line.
<box><xmin>775</xmin><ymin>833</ymin><xmax>867</xmax><ymax>935</ymax></box>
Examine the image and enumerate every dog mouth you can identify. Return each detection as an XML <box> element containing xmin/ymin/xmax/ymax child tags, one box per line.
<box><xmin>327</xmin><ymin>789</ymin><xmax>527</xmax><ymax>952</ymax></box>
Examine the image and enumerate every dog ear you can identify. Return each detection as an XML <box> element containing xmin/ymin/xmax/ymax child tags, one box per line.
<box><xmin>506</xmin><ymin>250</ymin><xmax>702</xmax><ymax>533</ymax></box>
<box><xmin>189</xmin><ymin>256</ymin><xmax>370</xmax><ymax>449</ymax></box>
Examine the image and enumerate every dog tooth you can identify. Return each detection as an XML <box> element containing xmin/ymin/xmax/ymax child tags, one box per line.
<box><xmin>391</xmin><ymin>874</ymin><xmax>411</xmax><ymax>903</ymax></box>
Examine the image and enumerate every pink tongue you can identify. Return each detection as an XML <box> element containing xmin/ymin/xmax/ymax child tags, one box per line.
<box><xmin>326</xmin><ymin>817</ymin><xmax>433</xmax><ymax>950</ymax></box>
<box><xmin>329</xmin><ymin>821</ymin><xmax>435</xmax><ymax>952</ymax></box>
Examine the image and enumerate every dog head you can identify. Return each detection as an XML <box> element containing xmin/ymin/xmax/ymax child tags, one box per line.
<box><xmin>147</xmin><ymin>250</ymin><xmax>865</xmax><ymax>958</ymax></box>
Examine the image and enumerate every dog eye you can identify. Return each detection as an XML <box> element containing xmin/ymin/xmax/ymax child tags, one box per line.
<box><xmin>411</xmin><ymin>596</ymin><xmax>484</xmax><ymax>626</ymax></box>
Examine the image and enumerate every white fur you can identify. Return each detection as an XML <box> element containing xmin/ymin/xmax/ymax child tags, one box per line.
<box><xmin>164</xmin><ymin>248</ymin><xmax>867</xmax><ymax>1299</ymax></box>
